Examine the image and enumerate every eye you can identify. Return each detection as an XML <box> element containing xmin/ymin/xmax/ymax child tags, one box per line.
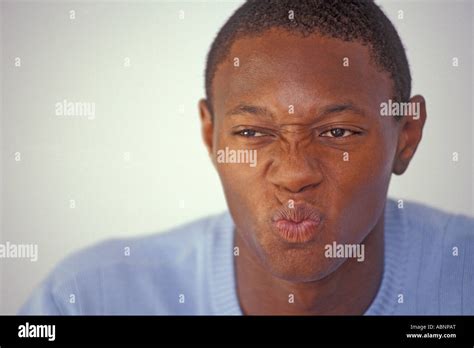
<box><xmin>320</xmin><ymin>128</ymin><xmax>358</xmax><ymax>138</ymax></box>
<box><xmin>236</xmin><ymin>129</ymin><xmax>267</xmax><ymax>137</ymax></box>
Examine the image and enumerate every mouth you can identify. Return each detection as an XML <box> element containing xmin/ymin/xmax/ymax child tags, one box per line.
<box><xmin>271</xmin><ymin>202</ymin><xmax>322</xmax><ymax>244</ymax></box>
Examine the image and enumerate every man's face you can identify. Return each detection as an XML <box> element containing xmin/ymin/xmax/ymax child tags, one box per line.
<box><xmin>204</xmin><ymin>29</ymin><xmax>402</xmax><ymax>282</ymax></box>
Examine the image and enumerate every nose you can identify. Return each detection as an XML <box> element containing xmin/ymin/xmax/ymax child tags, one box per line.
<box><xmin>267</xmin><ymin>146</ymin><xmax>323</xmax><ymax>195</ymax></box>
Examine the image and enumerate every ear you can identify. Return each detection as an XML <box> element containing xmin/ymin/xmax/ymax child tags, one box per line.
<box><xmin>392</xmin><ymin>95</ymin><xmax>427</xmax><ymax>175</ymax></box>
<box><xmin>198</xmin><ymin>98</ymin><xmax>215</xmax><ymax>159</ymax></box>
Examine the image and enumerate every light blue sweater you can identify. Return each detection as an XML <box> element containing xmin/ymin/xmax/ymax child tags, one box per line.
<box><xmin>19</xmin><ymin>199</ymin><xmax>474</xmax><ymax>315</ymax></box>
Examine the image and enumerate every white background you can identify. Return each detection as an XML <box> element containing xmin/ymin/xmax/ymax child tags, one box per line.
<box><xmin>1</xmin><ymin>0</ymin><xmax>472</xmax><ymax>314</ymax></box>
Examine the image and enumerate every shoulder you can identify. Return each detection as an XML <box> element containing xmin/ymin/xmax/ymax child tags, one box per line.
<box><xmin>388</xmin><ymin>199</ymin><xmax>474</xmax><ymax>314</ymax></box>
<box><xmin>19</xmin><ymin>212</ymin><xmax>231</xmax><ymax>314</ymax></box>
<box><xmin>62</xmin><ymin>213</ymin><xmax>224</xmax><ymax>270</ymax></box>
<box><xmin>399</xmin><ymin>199</ymin><xmax>473</xmax><ymax>244</ymax></box>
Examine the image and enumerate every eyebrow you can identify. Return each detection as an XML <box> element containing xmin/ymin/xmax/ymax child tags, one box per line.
<box><xmin>225</xmin><ymin>102</ymin><xmax>367</xmax><ymax>119</ymax></box>
<box><xmin>225</xmin><ymin>104</ymin><xmax>275</xmax><ymax>119</ymax></box>
<box><xmin>319</xmin><ymin>103</ymin><xmax>367</xmax><ymax>118</ymax></box>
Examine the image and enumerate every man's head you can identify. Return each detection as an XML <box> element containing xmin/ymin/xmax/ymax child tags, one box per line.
<box><xmin>199</xmin><ymin>0</ymin><xmax>426</xmax><ymax>282</ymax></box>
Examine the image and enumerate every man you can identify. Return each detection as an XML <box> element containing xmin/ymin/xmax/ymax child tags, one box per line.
<box><xmin>20</xmin><ymin>0</ymin><xmax>473</xmax><ymax>315</ymax></box>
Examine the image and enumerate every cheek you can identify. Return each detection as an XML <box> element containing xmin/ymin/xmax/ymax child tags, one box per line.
<box><xmin>214</xmin><ymin>130</ymin><xmax>265</xmax><ymax>205</ymax></box>
<box><xmin>216</xmin><ymin>163</ymin><xmax>263</xmax><ymax>223</ymax></box>
<box><xmin>343</xmin><ymin>145</ymin><xmax>391</xmax><ymax>195</ymax></box>
<box><xmin>212</xmin><ymin>127</ymin><xmax>268</xmax><ymax>235</ymax></box>
<box><xmin>327</xmin><ymin>128</ymin><xmax>395</xmax><ymax>243</ymax></box>
<box><xmin>217</xmin><ymin>164</ymin><xmax>270</xmax><ymax>260</ymax></box>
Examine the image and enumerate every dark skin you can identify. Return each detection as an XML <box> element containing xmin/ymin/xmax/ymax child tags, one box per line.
<box><xmin>199</xmin><ymin>28</ymin><xmax>426</xmax><ymax>315</ymax></box>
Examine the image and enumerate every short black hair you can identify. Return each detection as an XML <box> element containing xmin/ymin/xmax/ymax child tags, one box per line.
<box><xmin>204</xmin><ymin>0</ymin><xmax>411</xmax><ymax>115</ymax></box>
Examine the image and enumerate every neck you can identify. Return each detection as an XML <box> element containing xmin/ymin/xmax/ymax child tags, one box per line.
<box><xmin>235</xmin><ymin>216</ymin><xmax>384</xmax><ymax>315</ymax></box>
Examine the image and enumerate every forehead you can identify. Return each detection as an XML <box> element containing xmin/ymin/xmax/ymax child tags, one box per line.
<box><xmin>212</xmin><ymin>29</ymin><xmax>393</xmax><ymax>117</ymax></box>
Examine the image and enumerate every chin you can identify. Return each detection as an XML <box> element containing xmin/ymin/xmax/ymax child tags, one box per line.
<box><xmin>258</xmin><ymin>246</ymin><xmax>346</xmax><ymax>283</ymax></box>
